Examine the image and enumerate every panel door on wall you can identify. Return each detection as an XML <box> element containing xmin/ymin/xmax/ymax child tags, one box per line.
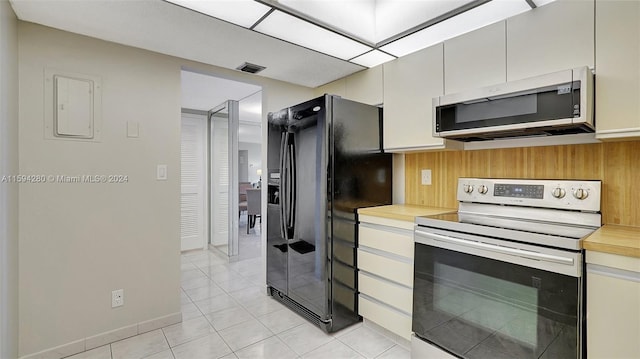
<box><xmin>383</xmin><ymin>43</ymin><xmax>461</xmax><ymax>151</ymax></box>
<box><xmin>444</xmin><ymin>21</ymin><xmax>506</xmax><ymax>94</ymax></box>
<box><xmin>506</xmin><ymin>0</ymin><xmax>594</xmax><ymax>81</ymax></box>
<box><xmin>595</xmin><ymin>0</ymin><xmax>640</xmax><ymax>139</ymax></box>
<box><xmin>587</xmin><ymin>262</ymin><xmax>640</xmax><ymax>358</ymax></box>
<box><xmin>180</xmin><ymin>113</ymin><xmax>207</xmax><ymax>251</ymax></box>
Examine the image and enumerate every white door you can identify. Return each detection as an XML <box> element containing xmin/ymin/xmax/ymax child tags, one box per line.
<box><xmin>180</xmin><ymin>113</ymin><xmax>207</xmax><ymax>251</ymax></box>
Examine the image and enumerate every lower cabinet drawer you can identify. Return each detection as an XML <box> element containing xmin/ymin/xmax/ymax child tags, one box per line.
<box><xmin>358</xmin><ymin>272</ymin><xmax>413</xmax><ymax>314</ymax></box>
<box><xmin>359</xmin><ymin>294</ymin><xmax>412</xmax><ymax>340</ymax></box>
<box><xmin>357</xmin><ymin>250</ymin><xmax>413</xmax><ymax>287</ymax></box>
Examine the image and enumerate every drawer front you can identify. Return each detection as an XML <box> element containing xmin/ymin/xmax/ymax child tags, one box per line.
<box><xmin>359</xmin><ymin>225</ymin><xmax>414</xmax><ymax>258</ymax></box>
<box><xmin>358</xmin><ymin>272</ymin><xmax>413</xmax><ymax>313</ymax></box>
<box><xmin>359</xmin><ymin>295</ymin><xmax>412</xmax><ymax>340</ymax></box>
<box><xmin>358</xmin><ymin>250</ymin><xmax>413</xmax><ymax>287</ymax></box>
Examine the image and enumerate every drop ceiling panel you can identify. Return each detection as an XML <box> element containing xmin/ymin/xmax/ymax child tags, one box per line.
<box><xmin>277</xmin><ymin>0</ymin><xmax>377</xmax><ymax>43</ymax></box>
<box><xmin>254</xmin><ymin>10</ymin><xmax>372</xmax><ymax>60</ymax></box>
<box><xmin>380</xmin><ymin>0</ymin><xmax>530</xmax><ymax>57</ymax></box>
<box><xmin>165</xmin><ymin>0</ymin><xmax>271</xmax><ymax>28</ymax></box>
<box><xmin>374</xmin><ymin>0</ymin><xmax>475</xmax><ymax>42</ymax></box>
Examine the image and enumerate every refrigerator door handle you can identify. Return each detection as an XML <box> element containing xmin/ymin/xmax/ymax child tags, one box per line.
<box><xmin>287</xmin><ymin>134</ymin><xmax>296</xmax><ymax>233</ymax></box>
<box><xmin>279</xmin><ymin>132</ymin><xmax>288</xmax><ymax>240</ymax></box>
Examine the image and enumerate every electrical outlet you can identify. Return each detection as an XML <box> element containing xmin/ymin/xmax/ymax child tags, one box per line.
<box><xmin>421</xmin><ymin>169</ymin><xmax>432</xmax><ymax>185</ymax></box>
<box><xmin>112</xmin><ymin>289</ymin><xmax>124</xmax><ymax>308</ymax></box>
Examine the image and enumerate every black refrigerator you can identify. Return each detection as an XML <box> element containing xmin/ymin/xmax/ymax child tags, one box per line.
<box><xmin>266</xmin><ymin>94</ymin><xmax>392</xmax><ymax>333</ymax></box>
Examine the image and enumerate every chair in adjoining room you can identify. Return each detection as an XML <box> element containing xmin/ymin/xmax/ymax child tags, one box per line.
<box><xmin>239</xmin><ymin>182</ymin><xmax>252</xmax><ymax>217</ymax></box>
<box><xmin>246</xmin><ymin>188</ymin><xmax>261</xmax><ymax>234</ymax></box>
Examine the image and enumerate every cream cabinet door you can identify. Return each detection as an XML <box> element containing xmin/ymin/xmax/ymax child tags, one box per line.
<box><xmin>383</xmin><ymin>43</ymin><xmax>461</xmax><ymax>151</ymax></box>
<box><xmin>506</xmin><ymin>0</ymin><xmax>594</xmax><ymax>81</ymax></box>
<box><xmin>587</xmin><ymin>265</ymin><xmax>640</xmax><ymax>358</ymax></box>
<box><xmin>443</xmin><ymin>21</ymin><xmax>506</xmax><ymax>94</ymax></box>
<box><xmin>595</xmin><ymin>0</ymin><xmax>640</xmax><ymax>139</ymax></box>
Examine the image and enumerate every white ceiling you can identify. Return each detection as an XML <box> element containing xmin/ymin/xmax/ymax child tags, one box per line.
<box><xmin>9</xmin><ymin>0</ymin><xmax>363</xmax><ymax>88</ymax></box>
<box><xmin>181</xmin><ymin>70</ymin><xmax>261</xmax><ymax>112</ymax></box>
<box><xmin>182</xmin><ymin>70</ymin><xmax>262</xmax><ymax>143</ymax></box>
<box><xmin>9</xmin><ymin>0</ymin><xmax>553</xmax><ymax>88</ymax></box>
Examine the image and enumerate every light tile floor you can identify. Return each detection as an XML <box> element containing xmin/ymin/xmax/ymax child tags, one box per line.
<box><xmin>67</xmin><ymin>247</ymin><xmax>410</xmax><ymax>359</ymax></box>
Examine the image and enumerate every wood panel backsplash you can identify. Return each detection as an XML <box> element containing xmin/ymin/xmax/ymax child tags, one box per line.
<box><xmin>405</xmin><ymin>140</ymin><xmax>640</xmax><ymax>227</ymax></box>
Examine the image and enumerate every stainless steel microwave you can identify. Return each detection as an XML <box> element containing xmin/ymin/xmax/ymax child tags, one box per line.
<box><xmin>433</xmin><ymin>66</ymin><xmax>594</xmax><ymax>141</ymax></box>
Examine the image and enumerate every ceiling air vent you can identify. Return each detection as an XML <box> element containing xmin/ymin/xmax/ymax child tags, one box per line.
<box><xmin>236</xmin><ymin>62</ymin><xmax>266</xmax><ymax>74</ymax></box>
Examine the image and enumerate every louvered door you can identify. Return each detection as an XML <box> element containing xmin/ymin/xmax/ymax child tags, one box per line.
<box><xmin>180</xmin><ymin>113</ymin><xmax>206</xmax><ymax>251</ymax></box>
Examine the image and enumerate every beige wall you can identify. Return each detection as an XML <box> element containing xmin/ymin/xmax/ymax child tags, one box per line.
<box><xmin>17</xmin><ymin>22</ymin><xmax>314</xmax><ymax>357</ymax></box>
<box><xmin>0</xmin><ymin>1</ymin><xmax>19</xmax><ymax>358</ymax></box>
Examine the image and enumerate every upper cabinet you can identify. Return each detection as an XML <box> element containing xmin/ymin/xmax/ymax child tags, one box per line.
<box><xmin>506</xmin><ymin>0</ymin><xmax>594</xmax><ymax>81</ymax></box>
<box><xmin>383</xmin><ymin>43</ymin><xmax>462</xmax><ymax>152</ymax></box>
<box><xmin>314</xmin><ymin>66</ymin><xmax>383</xmax><ymax>106</ymax></box>
<box><xmin>444</xmin><ymin>21</ymin><xmax>506</xmax><ymax>94</ymax></box>
<box><xmin>595</xmin><ymin>0</ymin><xmax>640</xmax><ymax>140</ymax></box>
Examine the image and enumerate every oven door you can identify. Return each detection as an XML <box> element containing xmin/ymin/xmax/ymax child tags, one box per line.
<box><xmin>413</xmin><ymin>228</ymin><xmax>584</xmax><ymax>359</ymax></box>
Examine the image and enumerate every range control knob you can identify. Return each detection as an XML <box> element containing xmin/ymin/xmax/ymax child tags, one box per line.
<box><xmin>573</xmin><ymin>188</ymin><xmax>589</xmax><ymax>200</ymax></box>
<box><xmin>463</xmin><ymin>184</ymin><xmax>474</xmax><ymax>194</ymax></box>
<box><xmin>478</xmin><ymin>185</ymin><xmax>489</xmax><ymax>194</ymax></box>
<box><xmin>551</xmin><ymin>187</ymin><xmax>566</xmax><ymax>199</ymax></box>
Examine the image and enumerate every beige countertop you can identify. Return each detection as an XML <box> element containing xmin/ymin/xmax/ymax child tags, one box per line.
<box><xmin>584</xmin><ymin>224</ymin><xmax>640</xmax><ymax>258</ymax></box>
<box><xmin>358</xmin><ymin>204</ymin><xmax>456</xmax><ymax>222</ymax></box>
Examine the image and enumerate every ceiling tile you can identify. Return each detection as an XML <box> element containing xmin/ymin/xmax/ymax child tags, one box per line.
<box><xmin>165</xmin><ymin>0</ymin><xmax>271</xmax><ymax>28</ymax></box>
<box><xmin>277</xmin><ymin>0</ymin><xmax>377</xmax><ymax>43</ymax></box>
<box><xmin>350</xmin><ymin>50</ymin><xmax>395</xmax><ymax>68</ymax></box>
<box><xmin>253</xmin><ymin>10</ymin><xmax>372</xmax><ymax>61</ymax></box>
<box><xmin>380</xmin><ymin>0</ymin><xmax>531</xmax><ymax>57</ymax></box>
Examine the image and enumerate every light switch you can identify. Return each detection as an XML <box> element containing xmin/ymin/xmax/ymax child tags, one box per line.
<box><xmin>156</xmin><ymin>165</ymin><xmax>167</xmax><ymax>181</ymax></box>
<box><xmin>54</xmin><ymin>75</ymin><xmax>94</xmax><ymax>138</ymax></box>
<box><xmin>127</xmin><ymin>121</ymin><xmax>139</xmax><ymax>138</ymax></box>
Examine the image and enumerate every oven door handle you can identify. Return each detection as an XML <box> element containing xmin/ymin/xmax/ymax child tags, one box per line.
<box><xmin>415</xmin><ymin>230</ymin><xmax>575</xmax><ymax>266</ymax></box>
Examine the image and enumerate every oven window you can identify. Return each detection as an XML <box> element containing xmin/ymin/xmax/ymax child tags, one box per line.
<box><xmin>413</xmin><ymin>244</ymin><xmax>581</xmax><ymax>359</ymax></box>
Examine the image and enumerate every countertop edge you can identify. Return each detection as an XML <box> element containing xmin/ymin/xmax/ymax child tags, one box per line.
<box><xmin>358</xmin><ymin>204</ymin><xmax>456</xmax><ymax>223</ymax></box>
<box><xmin>583</xmin><ymin>224</ymin><xmax>640</xmax><ymax>259</ymax></box>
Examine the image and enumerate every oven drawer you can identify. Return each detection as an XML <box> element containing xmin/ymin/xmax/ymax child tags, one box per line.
<box><xmin>358</xmin><ymin>224</ymin><xmax>414</xmax><ymax>258</ymax></box>
<box><xmin>357</xmin><ymin>249</ymin><xmax>413</xmax><ymax>287</ymax></box>
<box><xmin>358</xmin><ymin>271</ymin><xmax>413</xmax><ymax>313</ymax></box>
<box><xmin>359</xmin><ymin>294</ymin><xmax>412</xmax><ymax>340</ymax></box>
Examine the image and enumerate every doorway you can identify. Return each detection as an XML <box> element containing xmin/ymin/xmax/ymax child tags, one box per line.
<box><xmin>180</xmin><ymin>69</ymin><xmax>262</xmax><ymax>261</ymax></box>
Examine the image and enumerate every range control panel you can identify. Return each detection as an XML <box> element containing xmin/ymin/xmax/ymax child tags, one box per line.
<box><xmin>458</xmin><ymin>178</ymin><xmax>601</xmax><ymax>212</ymax></box>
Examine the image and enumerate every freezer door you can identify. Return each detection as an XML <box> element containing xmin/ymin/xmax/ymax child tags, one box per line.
<box><xmin>285</xmin><ymin>96</ymin><xmax>330</xmax><ymax>320</ymax></box>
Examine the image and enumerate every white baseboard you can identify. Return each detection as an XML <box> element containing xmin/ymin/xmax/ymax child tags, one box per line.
<box><xmin>20</xmin><ymin>312</ymin><xmax>182</xmax><ymax>359</ymax></box>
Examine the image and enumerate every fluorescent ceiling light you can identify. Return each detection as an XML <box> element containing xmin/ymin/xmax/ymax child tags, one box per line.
<box><xmin>276</xmin><ymin>0</ymin><xmax>475</xmax><ymax>44</ymax></box>
<box><xmin>165</xmin><ymin>0</ymin><xmax>271</xmax><ymax>28</ymax></box>
<box><xmin>380</xmin><ymin>0</ymin><xmax>531</xmax><ymax>57</ymax></box>
<box><xmin>277</xmin><ymin>0</ymin><xmax>377</xmax><ymax>43</ymax></box>
<box><xmin>374</xmin><ymin>0</ymin><xmax>474</xmax><ymax>42</ymax></box>
<box><xmin>254</xmin><ymin>10</ymin><xmax>372</xmax><ymax>61</ymax></box>
<box><xmin>351</xmin><ymin>50</ymin><xmax>395</xmax><ymax>68</ymax></box>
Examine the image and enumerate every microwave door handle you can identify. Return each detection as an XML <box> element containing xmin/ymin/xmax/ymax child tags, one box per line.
<box><xmin>279</xmin><ymin>132</ymin><xmax>288</xmax><ymax>240</ymax></box>
<box><xmin>415</xmin><ymin>230</ymin><xmax>575</xmax><ymax>266</ymax></box>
